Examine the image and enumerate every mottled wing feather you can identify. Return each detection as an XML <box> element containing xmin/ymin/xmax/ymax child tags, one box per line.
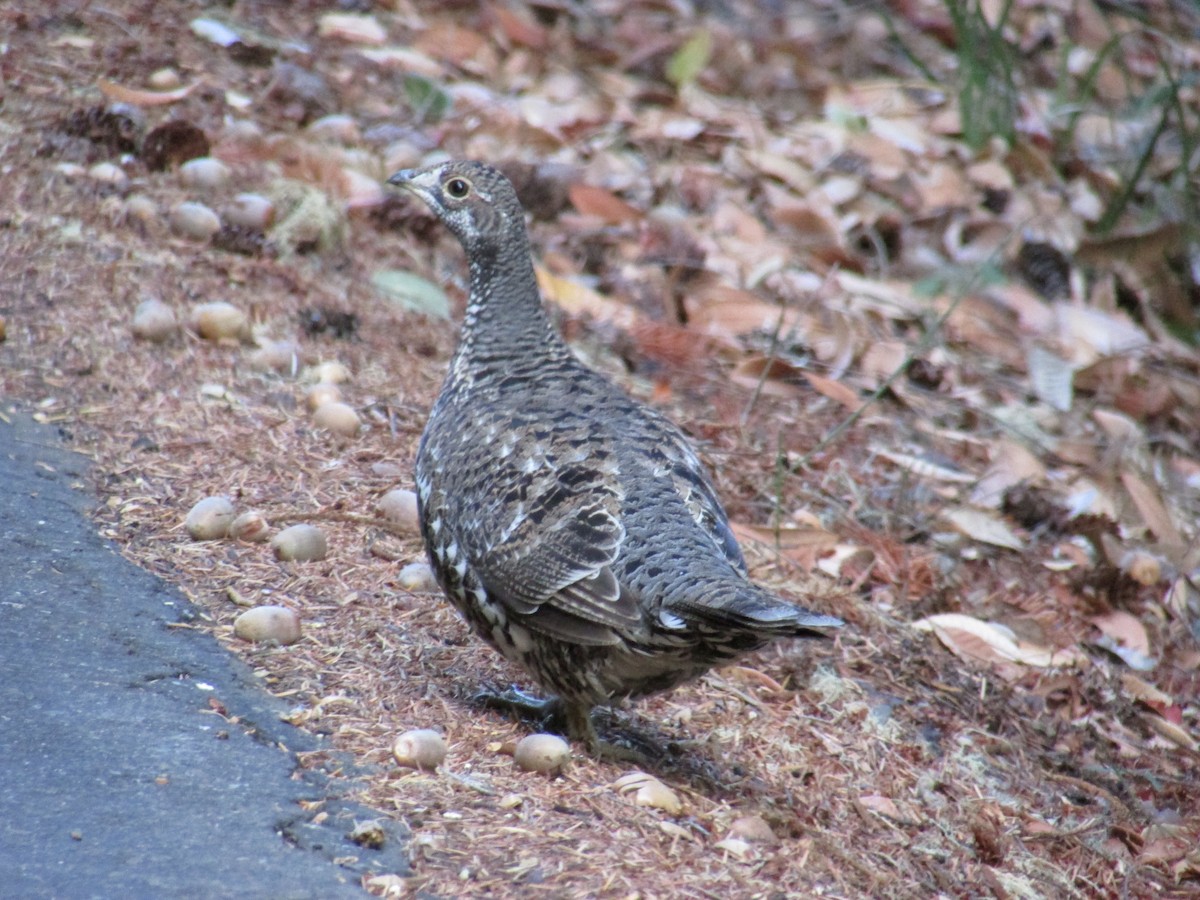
<box><xmin>655</xmin><ymin>429</ymin><xmax>747</xmax><ymax>573</ymax></box>
<box><xmin>469</xmin><ymin>460</ymin><xmax>643</xmax><ymax>644</ymax></box>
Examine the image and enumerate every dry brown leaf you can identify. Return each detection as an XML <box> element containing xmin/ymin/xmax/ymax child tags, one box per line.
<box><xmin>970</xmin><ymin>439</ymin><xmax>1047</xmax><ymax>508</ymax></box>
<box><xmin>535</xmin><ymin>267</ymin><xmax>641</xmax><ymax>332</ymax></box>
<box><xmin>97</xmin><ymin>77</ymin><xmax>202</xmax><ymax>106</ymax></box>
<box><xmin>914</xmin><ymin>162</ymin><xmax>972</xmax><ymax>212</ymax></box>
<box><xmin>1091</xmin><ymin>611</ymin><xmax>1151</xmax><ymax>658</ymax></box>
<box><xmin>741</xmin><ymin>149</ymin><xmax>814</xmax><ymax>193</ymax></box>
<box><xmin>965</xmin><ymin>159</ymin><xmax>1015</xmax><ymax>192</ymax></box>
<box><xmin>1026</xmin><ymin>344</ymin><xmax>1075</xmax><ymax>412</ymax></box>
<box><xmin>486</xmin><ymin>2</ymin><xmax>549</xmax><ymax>49</ymax></box>
<box><xmin>873</xmin><ymin>448</ymin><xmax>975</xmax><ymax>483</ymax></box>
<box><xmin>1120</xmin><ymin>470</ymin><xmax>1185</xmax><ymax>548</ymax></box>
<box><xmin>356</xmin><ymin>46</ymin><xmax>445</xmax><ymax>78</ymax></box>
<box><xmin>731</xmin><ymin>521</ymin><xmax>841</xmax><ymax>573</ymax></box>
<box><xmin>856</xmin><ymin>794</ymin><xmax>905</xmax><ymax>821</ymax></box>
<box><xmin>413</xmin><ymin>23</ymin><xmax>492</xmax><ymax>71</ymax></box>
<box><xmin>913</xmin><ymin>613</ymin><xmax>1084</xmax><ymax>669</ymax></box>
<box><xmin>942</xmin><ymin>507</ymin><xmax>1025</xmax><ymax>551</ymax></box>
<box><xmin>729</xmin><ymin>356</ymin><xmax>805</xmax><ymax>398</ymax></box>
<box><xmin>845</xmin><ymin>130</ymin><xmax>909</xmax><ymax>180</ymax></box>
<box><xmin>720</xmin><ymin>666</ymin><xmax>785</xmax><ymax>694</ymax></box>
<box><xmin>1055</xmin><ymin>304</ymin><xmax>1150</xmax><ymax>366</ymax></box>
<box><xmin>317</xmin><ymin>12</ymin><xmax>387</xmax><ymax>44</ymax></box>
<box><xmin>858</xmin><ymin>340</ymin><xmax>909</xmax><ymax>388</ymax></box>
<box><xmin>1144</xmin><ymin>716</ymin><xmax>1198</xmax><ymax>752</ymax></box>
<box><xmin>1120</xmin><ymin>672</ymin><xmax>1172</xmax><ymax>707</ymax></box>
<box><xmin>567</xmin><ymin>184</ymin><xmax>642</xmax><ymax>225</ymax></box>
<box><xmin>803</xmin><ymin>372</ymin><xmax>862</xmax><ymax>412</ymax></box>
<box><xmin>684</xmin><ymin>284</ymin><xmax>806</xmax><ymax>346</ymax></box>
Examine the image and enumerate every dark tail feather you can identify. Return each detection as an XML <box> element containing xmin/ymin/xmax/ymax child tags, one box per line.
<box><xmin>675</xmin><ymin>583</ymin><xmax>843</xmax><ymax>638</ymax></box>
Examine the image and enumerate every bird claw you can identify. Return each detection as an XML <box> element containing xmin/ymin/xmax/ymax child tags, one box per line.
<box><xmin>472</xmin><ymin>688</ymin><xmax>656</xmax><ymax>763</ymax></box>
<box><xmin>473</xmin><ymin>686</ymin><xmax>567</xmax><ymax>731</ymax></box>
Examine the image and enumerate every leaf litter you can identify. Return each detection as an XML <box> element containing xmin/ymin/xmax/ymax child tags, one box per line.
<box><xmin>2</xmin><ymin>0</ymin><xmax>1199</xmax><ymax>896</ymax></box>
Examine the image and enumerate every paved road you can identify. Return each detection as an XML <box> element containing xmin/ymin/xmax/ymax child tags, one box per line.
<box><xmin>0</xmin><ymin>411</ymin><xmax>409</xmax><ymax>899</ymax></box>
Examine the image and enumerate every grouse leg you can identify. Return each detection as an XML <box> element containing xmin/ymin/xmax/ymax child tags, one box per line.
<box><xmin>478</xmin><ymin>689</ymin><xmax>651</xmax><ymax>763</ymax></box>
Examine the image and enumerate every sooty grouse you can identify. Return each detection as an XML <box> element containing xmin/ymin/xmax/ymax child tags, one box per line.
<box><xmin>389</xmin><ymin>160</ymin><xmax>842</xmax><ymax>754</ymax></box>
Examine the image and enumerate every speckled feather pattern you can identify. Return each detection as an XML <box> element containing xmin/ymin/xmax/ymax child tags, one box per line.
<box><xmin>394</xmin><ymin>161</ymin><xmax>842</xmax><ymax>715</ymax></box>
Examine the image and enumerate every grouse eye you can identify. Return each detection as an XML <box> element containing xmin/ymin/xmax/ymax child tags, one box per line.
<box><xmin>445</xmin><ymin>178</ymin><xmax>470</xmax><ymax>199</ymax></box>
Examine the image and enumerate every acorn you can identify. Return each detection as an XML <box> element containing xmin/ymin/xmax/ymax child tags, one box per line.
<box><xmin>270</xmin><ymin>524</ymin><xmax>328</xmax><ymax>561</ymax></box>
<box><xmin>513</xmin><ymin>734</ymin><xmax>570</xmax><ymax>775</ymax></box>
<box><xmin>185</xmin><ymin>496</ymin><xmax>235</xmax><ymax>540</ymax></box>
<box><xmin>312</xmin><ymin>401</ymin><xmax>361</xmax><ymax>437</ymax></box>
<box><xmin>131</xmin><ymin>297</ymin><xmax>178</xmax><ymax>343</ymax></box>
<box><xmin>233</xmin><ymin>605</ymin><xmax>302</xmax><ymax>645</ymax></box>
<box><xmin>392</xmin><ymin>729</ymin><xmax>446</xmax><ymax>771</ymax></box>
<box><xmin>375</xmin><ymin>489</ymin><xmax>419</xmax><ymax>531</ymax></box>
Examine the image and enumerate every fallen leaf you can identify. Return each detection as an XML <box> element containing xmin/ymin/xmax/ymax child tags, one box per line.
<box><xmin>856</xmin><ymin>794</ymin><xmax>906</xmax><ymax>821</ymax></box>
<box><xmin>731</xmin><ymin>521</ymin><xmax>841</xmax><ymax>573</ymax></box>
<box><xmin>1092</xmin><ymin>611</ymin><xmax>1151</xmax><ymax>657</ymax></box>
<box><xmin>567</xmin><ymin>184</ymin><xmax>642</xmax><ymax>225</ymax></box>
<box><xmin>486</xmin><ymin>2</ymin><xmax>549</xmax><ymax>48</ymax></box>
<box><xmin>1026</xmin><ymin>344</ymin><xmax>1074</xmax><ymax>412</ymax></box>
<box><xmin>873</xmin><ymin>448</ymin><xmax>975</xmax><ymax>483</ymax></box>
<box><xmin>666</xmin><ymin>30</ymin><xmax>713</xmax><ymax>88</ymax></box>
<box><xmin>729</xmin><ymin>356</ymin><xmax>805</xmax><ymax>398</ymax></box>
<box><xmin>942</xmin><ymin>507</ymin><xmax>1025</xmax><ymax>551</ymax></box>
<box><xmin>97</xmin><ymin>78</ymin><xmax>202</xmax><ymax>106</ymax></box>
<box><xmin>1120</xmin><ymin>470</ymin><xmax>1184</xmax><ymax>547</ymax></box>
<box><xmin>803</xmin><ymin>372</ymin><xmax>862</xmax><ymax>412</ymax></box>
<box><xmin>913</xmin><ymin>613</ymin><xmax>1084</xmax><ymax>669</ymax></box>
<box><xmin>535</xmin><ymin>267</ymin><xmax>641</xmax><ymax>332</ymax></box>
<box><xmin>970</xmin><ymin>439</ymin><xmax>1047</xmax><ymax>508</ymax></box>
<box><xmin>317</xmin><ymin>12</ymin><xmax>386</xmax><ymax>44</ymax></box>
<box><xmin>371</xmin><ymin>270</ymin><xmax>450</xmax><ymax>319</ymax></box>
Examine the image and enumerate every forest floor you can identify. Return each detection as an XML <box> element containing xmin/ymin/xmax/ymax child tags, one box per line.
<box><xmin>2</xmin><ymin>1</ymin><xmax>1199</xmax><ymax>897</ymax></box>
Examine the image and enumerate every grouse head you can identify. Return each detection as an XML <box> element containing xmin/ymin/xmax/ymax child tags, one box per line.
<box><xmin>388</xmin><ymin>161</ymin><xmax>523</xmax><ymax>255</ymax></box>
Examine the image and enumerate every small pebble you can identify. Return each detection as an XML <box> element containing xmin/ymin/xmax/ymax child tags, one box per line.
<box><xmin>304</xmin><ymin>382</ymin><xmax>342</xmax><ymax>411</ymax></box>
<box><xmin>124</xmin><ymin>195</ymin><xmax>159</xmax><ymax>226</ymax></box>
<box><xmin>148</xmin><ymin>67</ymin><xmax>182</xmax><ymax>90</ymax></box>
<box><xmin>131</xmin><ymin>297</ymin><xmax>178</xmax><ymax>343</ymax></box>
<box><xmin>312</xmin><ymin>400</ymin><xmax>361</xmax><ymax>436</ymax></box>
<box><xmin>179</xmin><ymin>157</ymin><xmax>232</xmax><ymax>190</ymax></box>
<box><xmin>513</xmin><ymin>734</ymin><xmax>570</xmax><ymax>775</ymax></box>
<box><xmin>375</xmin><ymin>489</ymin><xmax>419</xmax><ymax>531</ymax></box>
<box><xmin>392</xmin><ymin>729</ymin><xmax>447</xmax><ymax>771</ymax></box>
<box><xmin>233</xmin><ymin>605</ymin><xmax>302</xmax><ymax>645</ymax></box>
<box><xmin>398</xmin><ymin>561</ymin><xmax>436</xmax><ymax>590</ymax></box>
<box><xmin>615</xmin><ymin>772</ymin><xmax>683</xmax><ymax>815</ymax></box>
<box><xmin>185</xmin><ymin>496</ymin><xmax>236</xmax><ymax>540</ymax></box>
<box><xmin>225</xmin><ymin>192</ymin><xmax>275</xmax><ymax>230</ymax></box>
<box><xmin>89</xmin><ymin>162</ymin><xmax>128</xmax><ymax>187</ymax></box>
<box><xmin>307</xmin><ymin>113</ymin><xmax>361</xmax><ymax>143</ymax></box>
<box><xmin>347</xmin><ymin>820</ymin><xmax>387</xmax><ymax>849</ymax></box>
<box><xmin>229</xmin><ymin>510</ymin><xmax>270</xmax><ymax>543</ymax></box>
<box><xmin>633</xmin><ymin>779</ymin><xmax>682</xmax><ymax>814</ymax></box>
<box><xmin>170</xmin><ymin>201</ymin><xmax>221</xmax><ymax>240</ymax></box>
<box><xmin>271</xmin><ymin>523</ymin><xmax>328</xmax><ymax>561</ymax></box>
<box><xmin>728</xmin><ymin>815</ymin><xmax>779</xmax><ymax>846</ymax></box>
<box><xmin>311</xmin><ymin>360</ymin><xmax>350</xmax><ymax>384</ymax></box>
<box><xmin>190</xmin><ymin>301</ymin><xmax>248</xmax><ymax>342</ymax></box>
<box><xmin>245</xmin><ymin>339</ymin><xmax>300</xmax><ymax>374</ymax></box>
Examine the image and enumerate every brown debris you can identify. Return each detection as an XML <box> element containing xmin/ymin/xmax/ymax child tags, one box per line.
<box><xmin>2</xmin><ymin>0</ymin><xmax>1198</xmax><ymax>896</ymax></box>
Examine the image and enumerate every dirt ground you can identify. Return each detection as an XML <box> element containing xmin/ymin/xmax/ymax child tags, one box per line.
<box><xmin>2</xmin><ymin>1</ymin><xmax>1199</xmax><ymax>897</ymax></box>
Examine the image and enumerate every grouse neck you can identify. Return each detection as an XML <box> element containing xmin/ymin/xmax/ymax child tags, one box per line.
<box><xmin>457</xmin><ymin>235</ymin><xmax>569</xmax><ymax>365</ymax></box>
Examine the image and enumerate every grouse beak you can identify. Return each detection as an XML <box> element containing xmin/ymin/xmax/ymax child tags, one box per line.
<box><xmin>387</xmin><ymin>166</ymin><xmax>441</xmax><ymax>192</ymax></box>
<box><xmin>386</xmin><ymin>169</ymin><xmax>417</xmax><ymax>189</ymax></box>
<box><xmin>387</xmin><ymin>167</ymin><xmax>442</xmax><ymax>209</ymax></box>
